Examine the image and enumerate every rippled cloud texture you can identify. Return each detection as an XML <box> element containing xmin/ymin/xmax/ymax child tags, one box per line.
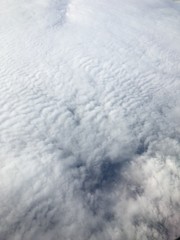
<box><xmin>0</xmin><ymin>0</ymin><xmax>180</xmax><ymax>239</ymax></box>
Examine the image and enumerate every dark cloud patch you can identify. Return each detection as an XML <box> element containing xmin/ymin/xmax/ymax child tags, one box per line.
<box><xmin>135</xmin><ymin>140</ymin><xmax>149</xmax><ymax>155</ymax></box>
<box><xmin>81</xmin><ymin>158</ymin><xmax>126</xmax><ymax>194</ymax></box>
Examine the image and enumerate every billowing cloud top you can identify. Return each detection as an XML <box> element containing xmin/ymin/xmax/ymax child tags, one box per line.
<box><xmin>0</xmin><ymin>0</ymin><xmax>180</xmax><ymax>239</ymax></box>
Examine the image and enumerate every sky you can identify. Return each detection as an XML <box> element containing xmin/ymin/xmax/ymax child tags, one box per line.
<box><xmin>0</xmin><ymin>0</ymin><xmax>180</xmax><ymax>239</ymax></box>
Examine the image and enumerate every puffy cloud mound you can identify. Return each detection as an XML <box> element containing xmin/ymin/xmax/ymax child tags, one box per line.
<box><xmin>0</xmin><ymin>0</ymin><xmax>180</xmax><ymax>239</ymax></box>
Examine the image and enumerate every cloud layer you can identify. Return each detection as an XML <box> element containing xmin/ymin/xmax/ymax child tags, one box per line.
<box><xmin>0</xmin><ymin>0</ymin><xmax>180</xmax><ymax>239</ymax></box>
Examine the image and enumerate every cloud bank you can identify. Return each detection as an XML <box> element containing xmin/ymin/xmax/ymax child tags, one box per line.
<box><xmin>0</xmin><ymin>0</ymin><xmax>180</xmax><ymax>239</ymax></box>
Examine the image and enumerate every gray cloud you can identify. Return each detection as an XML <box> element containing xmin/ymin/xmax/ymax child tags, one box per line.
<box><xmin>0</xmin><ymin>0</ymin><xmax>180</xmax><ymax>239</ymax></box>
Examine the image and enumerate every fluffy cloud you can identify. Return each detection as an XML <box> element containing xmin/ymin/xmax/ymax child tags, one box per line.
<box><xmin>0</xmin><ymin>0</ymin><xmax>180</xmax><ymax>239</ymax></box>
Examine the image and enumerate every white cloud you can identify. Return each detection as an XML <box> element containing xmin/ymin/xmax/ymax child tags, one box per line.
<box><xmin>0</xmin><ymin>0</ymin><xmax>180</xmax><ymax>239</ymax></box>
